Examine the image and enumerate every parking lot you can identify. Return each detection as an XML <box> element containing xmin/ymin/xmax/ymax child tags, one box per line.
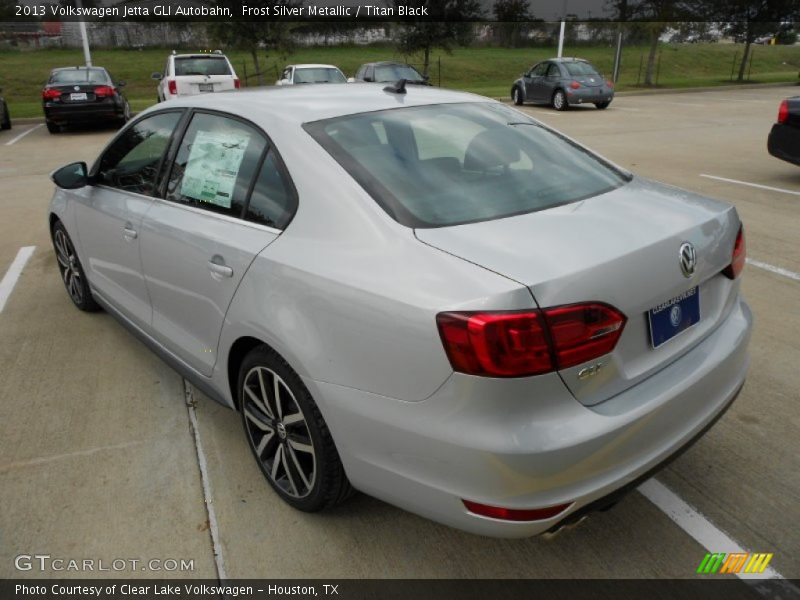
<box><xmin>0</xmin><ymin>85</ymin><xmax>798</xmax><ymax>583</ymax></box>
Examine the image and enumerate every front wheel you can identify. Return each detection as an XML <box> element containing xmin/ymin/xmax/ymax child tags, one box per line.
<box><xmin>512</xmin><ymin>87</ymin><xmax>524</xmax><ymax>106</ymax></box>
<box><xmin>552</xmin><ymin>89</ymin><xmax>568</xmax><ymax>111</ymax></box>
<box><xmin>1</xmin><ymin>107</ymin><xmax>10</xmax><ymax>130</ymax></box>
<box><xmin>595</xmin><ymin>101</ymin><xmax>611</xmax><ymax>110</ymax></box>
<box><xmin>51</xmin><ymin>221</ymin><xmax>100</xmax><ymax>311</ymax></box>
<box><xmin>239</xmin><ymin>346</ymin><xmax>352</xmax><ymax>512</ymax></box>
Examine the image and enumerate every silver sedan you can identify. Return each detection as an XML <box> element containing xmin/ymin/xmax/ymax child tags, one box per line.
<box><xmin>48</xmin><ymin>84</ymin><xmax>751</xmax><ymax>537</ymax></box>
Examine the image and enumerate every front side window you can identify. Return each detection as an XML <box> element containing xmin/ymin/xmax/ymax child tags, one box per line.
<box><xmin>546</xmin><ymin>63</ymin><xmax>562</xmax><ymax>77</ymax></box>
<box><xmin>174</xmin><ymin>57</ymin><xmax>231</xmax><ymax>77</ymax></box>
<box><xmin>165</xmin><ymin>113</ymin><xmax>265</xmax><ymax>218</ymax></box>
<box><xmin>305</xmin><ymin>102</ymin><xmax>628</xmax><ymax>228</ymax></box>
<box><xmin>530</xmin><ymin>63</ymin><xmax>548</xmax><ymax>77</ymax></box>
<box><xmin>96</xmin><ymin>111</ymin><xmax>182</xmax><ymax>195</ymax></box>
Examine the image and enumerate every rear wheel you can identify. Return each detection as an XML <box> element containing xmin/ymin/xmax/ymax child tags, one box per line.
<box><xmin>552</xmin><ymin>89</ymin><xmax>568</xmax><ymax>111</ymax></box>
<box><xmin>51</xmin><ymin>221</ymin><xmax>100</xmax><ymax>311</ymax></box>
<box><xmin>595</xmin><ymin>101</ymin><xmax>611</xmax><ymax>110</ymax></box>
<box><xmin>512</xmin><ymin>87</ymin><xmax>524</xmax><ymax>106</ymax></box>
<box><xmin>1</xmin><ymin>106</ymin><xmax>10</xmax><ymax>130</ymax></box>
<box><xmin>239</xmin><ymin>345</ymin><xmax>353</xmax><ymax>512</ymax></box>
<box><xmin>46</xmin><ymin>120</ymin><xmax>61</xmax><ymax>134</ymax></box>
<box><xmin>117</xmin><ymin>101</ymin><xmax>131</xmax><ymax>128</ymax></box>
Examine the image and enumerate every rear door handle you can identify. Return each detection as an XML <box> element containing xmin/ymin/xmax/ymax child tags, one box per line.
<box><xmin>208</xmin><ymin>260</ymin><xmax>233</xmax><ymax>278</ymax></box>
<box><xmin>123</xmin><ymin>225</ymin><xmax>137</xmax><ymax>240</ymax></box>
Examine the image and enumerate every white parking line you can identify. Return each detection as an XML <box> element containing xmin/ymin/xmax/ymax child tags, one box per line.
<box><xmin>183</xmin><ymin>379</ymin><xmax>228</xmax><ymax>581</ymax></box>
<box><xmin>639</xmin><ymin>479</ymin><xmax>792</xmax><ymax>587</ymax></box>
<box><xmin>4</xmin><ymin>124</ymin><xmax>43</xmax><ymax>146</ymax></box>
<box><xmin>0</xmin><ymin>246</ymin><xmax>35</xmax><ymax>313</ymax></box>
<box><xmin>746</xmin><ymin>258</ymin><xmax>800</xmax><ymax>282</ymax></box>
<box><xmin>700</xmin><ymin>174</ymin><xmax>800</xmax><ymax>196</ymax></box>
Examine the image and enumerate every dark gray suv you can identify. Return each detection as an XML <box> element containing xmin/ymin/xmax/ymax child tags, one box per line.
<box><xmin>512</xmin><ymin>58</ymin><xmax>614</xmax><ymax>111</ymax></box>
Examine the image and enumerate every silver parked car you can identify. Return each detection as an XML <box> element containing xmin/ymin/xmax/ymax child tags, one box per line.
<box><xmin>48</xmin><ymin>85</ymin><xmax>751</xmax><ymax>537</ymax></box>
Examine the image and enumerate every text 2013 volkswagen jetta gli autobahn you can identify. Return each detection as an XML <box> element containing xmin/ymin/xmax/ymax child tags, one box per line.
<box><xmin>48</xmin><ymin>85</ymin><xmax>751</xmax><ymax>537</ymax></box>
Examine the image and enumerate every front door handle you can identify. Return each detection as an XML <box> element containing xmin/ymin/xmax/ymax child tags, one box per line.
<box><xmin>123</xmin><ymin>225</ymin><xmax>137</xmax><ymax>240</ymax></box>
<box><xmin>208</xmin><ymin>259</ymin><xmax>233</xmax><ymax>278</ymax></box>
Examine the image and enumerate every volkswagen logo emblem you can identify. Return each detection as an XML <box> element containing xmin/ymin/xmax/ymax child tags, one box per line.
<box><xmin>73</xmin><ymin>85</ymin><xmax>80</xmax><ymax>91</ymax></box>
<box><xmin>679</xmin><ymin>242</ymin><xmax>697</xmax><ymax>278</ymax></box>
<box><xmin>669</xmin><ymin>305</ymin><xmax>682</xmax><ymax>327</ymax></box>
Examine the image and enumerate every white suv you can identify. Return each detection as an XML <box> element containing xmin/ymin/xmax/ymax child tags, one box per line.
<box><xmin>153</xmin><ymin>51</ymin><xmax>240</xmax><ymax>102</ymax></box>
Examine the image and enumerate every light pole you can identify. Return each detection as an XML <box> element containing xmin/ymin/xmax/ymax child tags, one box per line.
<box><xmin>75</xmin><ymin>0</ymin><xmax>92</xmax><ymax>67</ymax></box>
<box><xmin>557</xmin><ymin>0</ymin><xmax>568</xmax><ymax>58</ymax></box>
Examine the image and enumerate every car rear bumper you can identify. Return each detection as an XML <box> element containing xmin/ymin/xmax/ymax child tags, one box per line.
<box><xmin>44</xmin><ymin>100</ymin><xmax>122</xmax><ymax>123</ymax></box>
<box><xmin>767</xmin><ymin>122</ymin><xmax>800</xmax><ymax>166</ymax></box>
<box><xmin>309</xmin><ymin>295</ymin><xmax>752</xmax><ymax>537</ymax></box>
<box><xmin>566</xmin><ymin>88</ymin><xmax>614</xmax><ymax>105</ymax></box>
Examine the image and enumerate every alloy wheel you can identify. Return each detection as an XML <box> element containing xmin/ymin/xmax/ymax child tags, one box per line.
<box><xmin>242</xmin><ymin>366</ymin><xmax>317</xmax><ymax>498</ymax></box>
<box><xmin>54</xmin><ymin>228</ymin><xmax>84</xmax><ymax>305</ymax></box>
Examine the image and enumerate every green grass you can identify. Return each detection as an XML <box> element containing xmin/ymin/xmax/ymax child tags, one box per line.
<box><xmin>2</xmin><ymin>43</ymin><xmax>799</xmax><ymax>118</ymax></box>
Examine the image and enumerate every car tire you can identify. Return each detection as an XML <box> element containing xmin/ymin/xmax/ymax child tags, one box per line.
<box><xmin>239</xmin><ymin>345</ymin><xmax>353</xmax><ymax>512</ymax></box>
<box><xmin>1</xmin><ymin>107</ymin><xmax>10</xmax><ymax>130</ymax></box>
<box><xmin>117</xmin><ymin>101</ymin><xmax>131</xmax><ymax>128</ymax></box>
<box><xmin>512</xmin><ymin>87</ymin><xmax>524</xmax><ymax>106</ymax></box>
<box><xmin>552</xmin><ymin>89</ymin><xmax>568</xmax><ymax>111</ymax></box>
<box><xmin>595</xmin><ymin>101</ymin><xmax>611</xmax><ymax>110</ymax></box>
<box><xmin>46</xmin><ymin>120</ymin><xmax>61</xmax><ymax>134</ymax></box>
<box><xmin>51</xmin><ymin>221</ymin><xmax>100</xmax><ymax>312</ymax></box>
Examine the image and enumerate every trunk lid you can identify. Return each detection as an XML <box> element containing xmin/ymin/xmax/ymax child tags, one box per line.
<box><xmin>416</xmin><ymin>177</ymin><xmax>741</xmax><ymax>406</ymax></box>
<box><xmin>573</xmin><ymin>75</ymin><xmax>604</xmax><ymax>88</ymax></box>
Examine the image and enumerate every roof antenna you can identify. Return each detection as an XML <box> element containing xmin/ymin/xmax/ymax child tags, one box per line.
<box><xmin>383</xmin><ymin>79</ymin><xmax>407</xmax><ymax>95</ymax></box>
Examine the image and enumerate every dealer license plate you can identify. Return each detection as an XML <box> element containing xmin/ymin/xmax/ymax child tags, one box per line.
<box><xmin>70</xmin><ymin>93</ymin><xmax>88</xmax><ymax>101</ymax></box>
<box><xmin>648</xmin><ymin>286</ymin><xmax>700</xmax><ymax>348</ymax></box>
<box><xmin>198</xmin><ymin>83</ymin><xmax>213</xmax><ymax>92</ymax></box>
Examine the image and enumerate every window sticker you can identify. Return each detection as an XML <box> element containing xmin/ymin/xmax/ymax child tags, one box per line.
<box><xmin>180</xmin><ymin>129</ymin><xmax>251</xmax><ymax>208</ymax></box>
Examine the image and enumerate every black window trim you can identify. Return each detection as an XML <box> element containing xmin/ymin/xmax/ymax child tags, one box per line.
<box><xmin>159</xmin><ymin>107</ymin><xmax>299</xmax><ymax>231</ymax></box>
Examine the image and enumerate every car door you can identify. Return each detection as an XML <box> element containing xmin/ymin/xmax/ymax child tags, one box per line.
<box><xmin>76</xmin><ymin>110</ymin><xmax>184</xmax><ymax>329</ymax></box>
<box><xmin>524</xmin><ymin>62</ymin><xmax>549</xmax><ymax>102</ymax></box>
<box><xmin>139</xmin><ymin>111</ymin><xmax>294</xmax><ymax>376</ymax></box>
<box><xmin>542</xmin><ymin>62</ymin><xmax>563</xmax><ymax>101</ymax></box>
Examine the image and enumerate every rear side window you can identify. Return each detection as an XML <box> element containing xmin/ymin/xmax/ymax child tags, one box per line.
<box><xmin>165</xmin><ymin>113</ymin><xmax>265</xmax><ymax>218</ymax></box>
<box><xmin>96</xmin><ymin>111</ymin><xmax>182</xmax><ymax>196</ymax></box>
<box><xmin>243</xmin><ymin>150</ymin><xmax>296</xmax><ymax>229</ymax></box>
<box><xmin>305</xmin><ymin>102</ymin><xmax>628</xmax><ymax>228</ymax></box>
<box><xmin>174</xmin><ymin>57</ymin><xmax>231</xmax><ymax>77</ymax></box>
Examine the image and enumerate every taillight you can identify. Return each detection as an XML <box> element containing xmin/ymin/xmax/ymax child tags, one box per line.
<box><xmin>167</xmin><ymin>79</ymin><xmax>177</xmax><ymax>95</ymax></box>
<box><xmin>569</xmin><ymin>80</ymin><xmax>581</xmax><ymax>90</ymax></box>
<box><xmin>93</xmin><ymin>85</ymin><xmax>115</xmax><ymax>97</ymax></box>
<box><xmin>42</xmin><ymin>88</ymin><xmax>61</xmax><ymax>100</ymax></box>
<box><xmin>463</xmin><ymin>499</ymin><xmax>572</xmax><ymax>522</ymax></box>
<box><xmin>436</xmin><ymin>303</ymin><xmax>626</xmax><ymax>378</ymax></box>
<box><xmin>542</xmin><ymin>303</ymin><xmax>626</xmax><ymax>370</ymax></box>
<box><xmin>233</xmin><ymin>78</ymin><xmax>241</xmax><ymax>89</ymax></box>
<box><xmin>777</xmin><ymin>99</ymin><xmax>789</xmax><ymax>124</ymax></box>
<box><xmin>723</xmin><ymin>225</ymin><xmax>746</xmax><ymax>280</ymax></box>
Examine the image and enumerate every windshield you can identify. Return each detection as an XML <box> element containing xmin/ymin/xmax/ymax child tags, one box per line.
<box><xmin>174</xmin><ymin>57</ymin><xmax>231</xmax><ymax>76</ymax></box>
<box><xmin>304</xmin><ymin>103</ymin><xmax>628</xmax><ymax>228</ymax></box>
<box><xmin>294</xmin><ymin>68</ymin><xmax>346</xmax><ymax>84</ymax></box>
<box><xmin>564</xmin><ymin>62</ymin><xmax>600</xmax><ymax>76</ymax></box>
<box><xmin>49</xmin><ymin>68</ymin><xmax>109</xmax><ymax>84</ymax></box>
<box><xmin>373</xmin><ymin>65</ymin><xmax>425</xmax><ymax>83</ymax></box>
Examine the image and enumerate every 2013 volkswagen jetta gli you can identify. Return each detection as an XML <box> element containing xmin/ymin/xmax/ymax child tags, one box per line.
<box><xmin>48</xmin><ymin>84</ymin><xmax>751</xmax><ymax>537</ymax></box>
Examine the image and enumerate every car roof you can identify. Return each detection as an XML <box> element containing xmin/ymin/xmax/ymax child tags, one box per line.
<box><xmin>152</xmin><ymin>83</ymin><xmax>490</xmax><ymax>126</ymax></box>
<box><xmin>51</xmin><ymin>66</ymin><xmax>107</xmax><ymax>72</ymax></box>
<box><xmin>363</xmin><ymin>61</ymin><xmax>414</xmax><ymax>67</ymax></box>
<box><xmin>288</xmin><ymin>64</ymin><xmax>342</xmax><ymax>70</ymax></box>
<box><xmin>548</xmin><ymin>57</ymin><xmax>590</xmax><ymax>63</ymax></box>
<box><xmin>173</xmin><ymin>53</ymin><xmax>229</xmax><ymax>59</ymax></box>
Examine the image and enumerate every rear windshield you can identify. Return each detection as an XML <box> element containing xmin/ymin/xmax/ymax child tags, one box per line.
<box><xmin>174</xmin><ymin>57</ymin><xmax>231</xmax><ymax>76</ymax></box>
<box><xmin>373</xmin><ymin>65</ymin><xmax>424</xmax><ymax>83</ymax></box>
<box><xmin>49</xmin><ymin>68</ymin><xmax>109</xmax><ymax>84</ymax></box>
<box><xmin>564</xmin><ymin>62</ymin><xmax>600</xmax><ymax>76</ymax></box>
<box><xmin>304</xmin><ymin>102</ymin><xmax>628</xmax><ymax>228</ymax></box>
<box><xmin>294</xmin><ymin>68</ymin><xmax>346</xmax><ymax>84</ymax></box>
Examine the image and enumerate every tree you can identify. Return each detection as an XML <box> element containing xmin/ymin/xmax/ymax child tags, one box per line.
<box><xmin>394</xmin><ymin>0</ymin><xmax>484</xmax><ymax>78</ymax></box>
<box><xmin>493</xmin><ymin>0</ymin><xmax>534</xmax><ymax>48</ymax></box>
<box><xmin>627</xmin><ymin>0</ymin><xmax>686</xmax><ymax>86</ymax></box>
<box><xmin>207</xmin><ymin>0</ymin><xmax>299</xmax><ymax>86</ymax></box>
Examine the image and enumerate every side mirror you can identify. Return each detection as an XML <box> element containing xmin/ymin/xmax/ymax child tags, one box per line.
<box><xmin>151</xmin><ymin>72</ymin><xmax>163</xmax><ymax>80</ymax></box>
<box><xmin>116</xmin><ymin>80</ymin><xmax>126</xmax><ymax>87</ymax></box>
<box><xmin>346</xmin><ymin>77</ymin><xmax>355</xmax><ymax>83</ymax></box>
<box><xmin>51</xmin><ymin>162</ymin><xmax>90</xmax><ymax>189</ymax></box>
